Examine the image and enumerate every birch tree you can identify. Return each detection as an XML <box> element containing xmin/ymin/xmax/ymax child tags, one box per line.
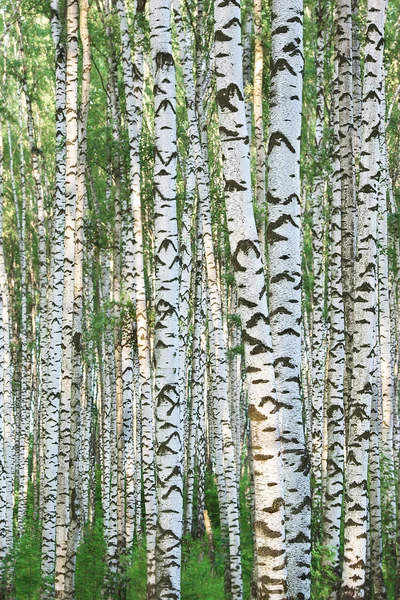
<box><xmin>149</xmin><ymin>1</ymin><xmax>182</xmax><ymax>596</ymax></box>
<box><xmin>342</xmin><ymin>0</ymin><xmax>385</xmax><ymax>595</ymax></box>
<box><xmin>266</xmin><ymin>0</ymin><xmax>311</xmax><ymax>594</ymax></box>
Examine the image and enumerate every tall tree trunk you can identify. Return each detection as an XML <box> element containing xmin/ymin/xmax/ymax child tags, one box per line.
<box><xmin>149</xmin><ymin>1</ymin><xmax>182</xmax><ymax>596</ymax></box>
<box><xmin>370</xmin><ymin>348</ymin><xmax>387</xmax><ymax>600</ymax></box>
<box><xmin>55</xmin><ymin>0</ymin><xmax>78</xmax><ymax>594</ymax></box>
<box><xmin>335</xmin><ymin>0</ymin><xmax>356</xmax><ymax>437</ymax></box>
<box><xmin>214</xmin><ymin>0</ymin><xmax>292</xmax><ymax>596</ymax></box>
<box><xmin>0</xmin><ymin>115</ymin><xmax>14</xmax><ymax>561</ymax></box>
<box><xmin>266</xmin><ymin>0</ymin><xmax>311</xmax><ymax>595</ymax></box>
<box><xmin>41</xmin><ymin>0</ymin><xmax>66</xmax><ymax>588</ymax></box>
<box><xmin>341</xmin><ymin>0</ymin><xmax>385</xmax><ymax>595</ymax></box>
<box><xmin>253</xmin><ymin>0</ymin><xmax>266</xmax><ymax>251</ymax></box>
<box><xmin>311</xmin><ymin>0</ymin><xmax>326</xmax><ymax>528</ymax></box>
<box><xmin>115</xmin><ymin>1</ymin><xmax>157</xmax><ymax>592</ymax></box>
<box><xmin>322</xmin><ymin>55</ymin><xmax>344</xmax><ymax>596</ymax></box>
<box><xmin>173</xmin><ymin>4</ymin><xmax>243</xmax><ymax>594</ymax></box>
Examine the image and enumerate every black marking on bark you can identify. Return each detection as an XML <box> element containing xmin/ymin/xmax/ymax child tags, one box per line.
<box><xmin>242</xmin><ymin>331</ymin><xmax>272</xmax><ymax>355</ymax></box>
<box><xmin>231</xmin><ymin>239</ymin><xmax>261</xmax><ymax>273</ymax></box>
<box><xmin>254</xmin><ymin>520</ymin><xmax>281</xmax><ymax>538</ymax></box>
<box><xmin>246</xmin><ymin>312</ymin><xmax>268</xmax><ymax>328</ymax></box>
<box><xmin>225</xmin><ymin>179</ymin><xmax>247</xmax><ymax>192</ymax></box>
<box><xmin>215</xmin><ymin>30</ymin><xmax>232</xmax><ymax>42</ymax></box>
<box><xmin>218</xmin><ymin>0</ymin><xmax>240</xmax><ymax>6</ymax></box>
<box><xmin>272</xmin><ymin>25</ymin><xmax>289</xmax><ymax>35</ymax></box>
<box><xmin>248</xmin><ymin>404</ymin><xmax>266</xmax><ymax>421</ymax></box>
<box><xmin>287</xmin><ymin>15</ymin><xmax>302</xmax><ymax>23</ymax></box>
<box><xmin>271</xmin><ymin>58</ymin><xmax>296</xmax><ymax>77</ymax></box>
<box><xmin>216</xmin><ymin>83</ymin><xmax>243</xmax><ymax>112</ymax></box>
<box><xmin>155</xmin><ymin>98</ymin><xmax>176</xmax><ymax>116</ymax></box>
<box><xmin>262</xmin><ymin>497</ymin><xmax>284</xmax><ymax>513</ymax></box>
<box><xmin>238</xmin><ymin>297</ymin><xmax>258</xmax><ymax>308</ymax></box>
<box><xmin>73</xmin><ymin>331</ymin><xmax>82</xmax><ymax>353</ymax></box>
<box><xmin>219</xmin><ymin>125</ymin><xmax>239</xmax><ymax>138</ymax></box>
<box><xmin>155</xmin><ymin>52</ymin><xmax>174</xmax><ymax>70</ymax></box>
<box><xmin>268</xmin><ymin>131</ymin><xmax>296</xmax><ymax>155</ymax></box>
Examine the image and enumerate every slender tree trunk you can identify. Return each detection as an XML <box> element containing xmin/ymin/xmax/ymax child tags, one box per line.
<box><xmin>41</xmin><ymin>1</ymin><xmax>66</xmax><ymax>587</ymax></box>
<box><xmin>173</xmin><ymin>4</ymin><xmax>243</xmax><ymax>594</ymax></box>
<box><xmin>341</xmin><ymin>0</ymin><xmax>385</xmax><ymax>595</ymax></box>
<box><xmin>214</xmin><ymin>0</ymin><xmax>293</xmax><ymax>596</ymax></box>
<box><xmin>335</xmin><ymin>0</ymin><xmax>356</xmax><ymax>437</ymax></box>
<box><xmin>253</xmin><ymin>0</ymin><xmax>266</xmax><ymax>252</ymax></box>
<box><xmin>370</xmin><ymin>348</ymin><xmax>387</xmax><ymax>600</ymax></box>
<box><xmin>55</xmin><ymin>0</ymin><xmax>78</xmax><ymax>594</ymax></box>
<box><xmin>115</xmin><ymin>1</ymin><xmax>157</xmax><ymax>592</ymax></box>
<box><xmin>322</xmin><ymin>56</ymin><xmax>344</xmax><ymax>596</ymax></box>
<box><xmin>311</xmin><ymin>0</ymin><xmax>326</xmax><ymax>527</ymax></box>
<box><xmin>266</xmin><ymin>0</ymin><xmax>311</xmax><ymax>595</ymax></box>
<box><xmin>149</xmin><ymin>1</ymin><xmax>182</xmax><ymax>596</ymax></box>
<box><xmin>0</xmin><ymin>116</ymin><xmax>14</xmax><ymax>561</ymax></box>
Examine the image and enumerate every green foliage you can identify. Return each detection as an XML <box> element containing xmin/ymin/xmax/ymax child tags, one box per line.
<box><xmin>127</xmin><ymin>544</ymin><xmax>147</xmax><ymax>600</ymax></box>
<box><xmin>239</xmin><ymin>467</ymin><xmax>254</xmax><ymax>599</ymax></box>
<box><xmin>76</xmin><ymin>470</ymin><xmax>106</xmax><ymax>600</ymax></box>
<box><xmin>380</xmin><ymin>453</ymin><xmax>398</xmax><ymax>600</ymax></box>
<box><xmin>75</xmin><ymin>521</ymin><xmax>106</xmax><ymax>600</ymax></box>
<box><xmin>8</xmin><ymin>484</ymin><xmax>43</xmax><ymax>600</ymax></box>
<box><xmin>13</xmin><ymin>528</ymin><xmax>42</xmax><ymax>600</ymax></box>
<box><xmin>227</xmin><ymin>344</ymin><xmax>244</xmax><ymax>359</ymax></box>
<box><xmin>181</xmin><ymin>541</ymin><xmax>225</xmax><ymax>600</ymax></box>
<box><xmin>310</xmin><ymin>544</ymin><xmax>338</xmax><ymax>600</ymax></box>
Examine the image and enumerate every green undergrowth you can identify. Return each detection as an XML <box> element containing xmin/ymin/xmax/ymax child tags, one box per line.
<box><xmin>0</xmin><ymin>468</ymin><xmax>398</xmax><ymax>599</ymax></box>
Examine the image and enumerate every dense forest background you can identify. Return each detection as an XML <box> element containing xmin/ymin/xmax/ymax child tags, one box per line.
<box><xmin>0</xmin><ymin>0</ymin><xmax>399</xmax><ymax>598</ymax></box>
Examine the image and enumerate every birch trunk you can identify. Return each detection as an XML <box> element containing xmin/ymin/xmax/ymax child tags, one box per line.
<box><xmin>115</xmin><ymin>0</ymin><xmax>157</xmax><ymax>591</ymax></box>
<box><xmin>173</xmin><ymin>4</ymin><xmax>243</xmax><ymax>594</ymax></box>
<box><xmin>335</xmin><ymin>0</ymin><xmax>356</xmax><ymax>434</ymax></box>
<box><xmin>41</xmin><ymin>0</ymin><xmax>66</xmax><ymax>586</ymax></box>
<box><xmin>342</xmin><ymin>0</ymin><xmax>385</xmax><ymax>595</ymax></box>
<box><xmin>322</xmin><ymin>57</ymin><xmax>344</xmax><ymax>594</ymax></box>
<box><xmin>55</xmin><ymin>0</ymin><xmax>78</xmax><ymax>593</ymax></box>
<box><xmin>149</xmin><ymin>1</ymin><xmax>182</xmax><ymax>596</ymax></box>
<box><xmin>214</xmin><ymin>0</ymin><xmax>292</xmax><ymax>596</ymax></box>
<box><xmin>253</xmin><ymin>0</ymin><xmax>266</xmax><ymax>252</ymax></box>
<box><xmin>311</xmin><ymin>0</ymin><xmax>326</xmax><ymax>521</ymax></box>
<box><xmin>266</xmin><ymin>0</ymin><xmax>311</xmax><ymax>595</ymax></box>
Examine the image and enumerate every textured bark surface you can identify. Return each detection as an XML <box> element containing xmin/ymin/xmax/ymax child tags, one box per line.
<box><xmin>214</xmin><ymin>0</ymin><xmax>291</xmax><ymax>597</ymax></box>
<box><xmin>335</xmin><ymin>0</ymin><xmax>356</xmax><ymax>433</ymax></box>
<box><xmin>149</xmin><ymin>1</ymin><xmax>182</xmax><ymax>596</ymax></box>
<box><xmin>322</xmin><ymin>57</ymin><xmax>344</xmax><ymax>595</ymax></box>
<box><xmin>267</xmin><ymin>0</ymin><xmax>311</xmax><ymax>596</ymax></box>
<box><xmin>55</xmin><ymin>0</ymin><xmax>78</xmax><ymax>594</ymax></box>
<box><xmin>342</xmin><ymin>0</ymin><xmax>385</xmax><ymax>596</ymax></box>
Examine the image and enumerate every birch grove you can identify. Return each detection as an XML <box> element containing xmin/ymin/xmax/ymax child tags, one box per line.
<box><xmin>0</xmin><ymin>0</ymin><xmax>400</xmax><ymax>598</ymax></box>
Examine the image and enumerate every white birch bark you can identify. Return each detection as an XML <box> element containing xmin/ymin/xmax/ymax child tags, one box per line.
<box><xmin>311</xmin><ymin>0</ymin><xmax>326</xmax><ymax>518</ymax></box>
<box><xmin>214</xmin><ymin>0</ymin><xmax>291</xmax><ymax>596</ymax></box>
<box><xmin>173</xmin><ymin>5</ymin><xmax>243</xmax><ymax>594</ymax></box>
<box><xmin>266</xmin><ymin>0</ymin><xmax>311</xmax><ymax>595</ymax></box>
<box><xmin>341</xmin><ymin>0</ymin><xmax>385</xmax><ymax>595</ymax></box>
<box><xmin>54</xmin><ymin>0</ymin><xmax>78</xmax><ymax>593</ymax></box>
<box><xmin>322</xmin><ymin>58</ymin><xmax>344</xmax><ymax>595</ymax></box>
<box><xmin>41</xmin><ymin>0</ymin><xmax>66</xmax><ymax>586</ymax></box>
<box><xmin>370</xmin><ymin>349</ymin><xmax>386</xmax><ymax>600</ymax></box>
<box><xmin>149</xmin><ymin>2</ymin><xmax>182</xmax><ymax>596</ymax></box>
<box><xmin>179</xmin><ymin>152</ymin><xmax>195</xmax><ymax>456</ymax></box>
<box><xmin>0</xmin><ymin>118</ymin><xmax>14</xmax><ymax>560</ymax></box>
<box><xmin>115</xmin><ymin>0</ymin><xmax>157</xmax><ymax>590</ymax></box>
<box><xmin>335</xmin><ymin>0</ymin><xmax>356</xmax><ymax>431</ymax></box>
<box><xmin>253</xmin><ymin>0</ymin><xmax>266</xmax><ymax>250</ymax></box>
<box><xmin>184</xmin><ymin>206</ymin><xmax>206</xmax><ymax>536</ymax></box>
